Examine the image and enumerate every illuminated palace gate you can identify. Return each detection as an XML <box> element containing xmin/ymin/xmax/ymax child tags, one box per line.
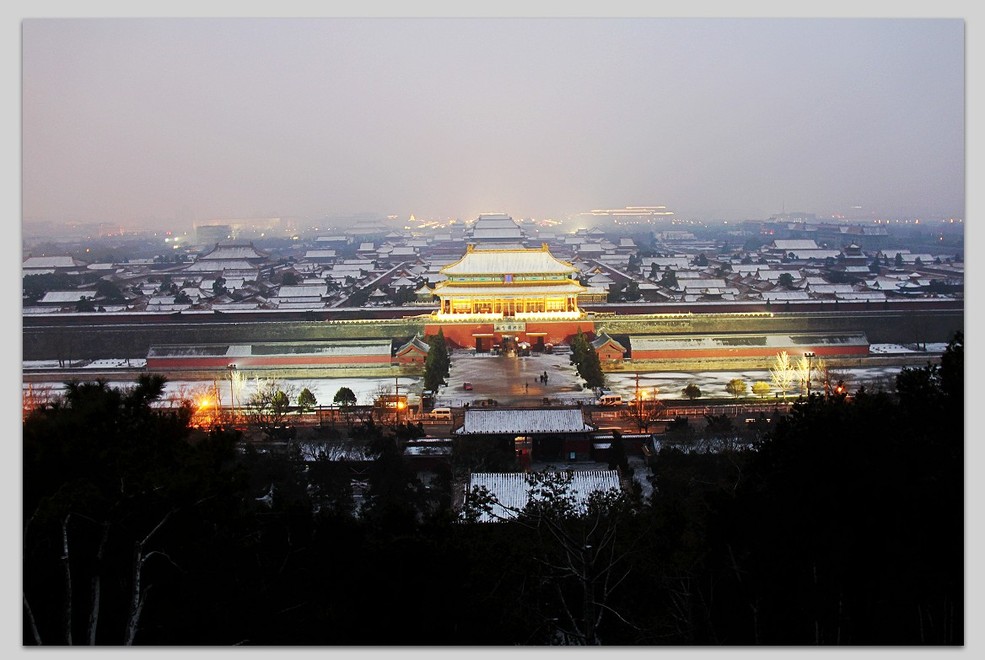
<box><xmin>429</xmin><ymin>244</ymin><xmax>593</xmax><ymax>351</ymax></box>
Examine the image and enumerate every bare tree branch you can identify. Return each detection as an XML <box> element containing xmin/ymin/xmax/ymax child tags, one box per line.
<box><xmin>86</xmin><ymin>522</ymin><xmax>110</xmax><ymax>645</ymax></box>
<box><xmin>61</xmin><ymin>514</ymin><xmax>73</xmax><ymax>645</ymax></box>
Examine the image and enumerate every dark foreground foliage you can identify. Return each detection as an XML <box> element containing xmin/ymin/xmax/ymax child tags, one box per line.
<box><xmin>23</xmin><ymin>334</ymin><xmax>963</xmax><ymax>645</ymax></box>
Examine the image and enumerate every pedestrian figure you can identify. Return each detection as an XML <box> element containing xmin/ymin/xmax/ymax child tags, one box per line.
<box><xmin>525</xmin><ymin>382</ymin><xmax>529</xmax><ymax>393</ymax></box>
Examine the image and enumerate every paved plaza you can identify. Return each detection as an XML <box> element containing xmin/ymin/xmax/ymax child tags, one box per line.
<box><xmin>435</xmin><ymin>349</ymin><xmax>592</xmax><ymax>408</ymax></box>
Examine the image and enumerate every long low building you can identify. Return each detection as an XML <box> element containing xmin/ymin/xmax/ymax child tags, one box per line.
<box><xmin>627</xmin><ymin>332</ymin><xmax>869</xmax><ymax>361</ymax></box>
<box><xmin>146</xmin><ymin>339</ymin><xmax>398</xmax><ymax>370</ymax></box>
<box><xmin>454</xmin><ymin>407</ymin><xmax>598</xmax><ymax>464</ymax></box>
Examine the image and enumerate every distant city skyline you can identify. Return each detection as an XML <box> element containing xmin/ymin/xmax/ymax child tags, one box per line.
<box><xmin>22</xmin><ymin>17</ymin><xmax>965</xmax><ymax>230</ymax></box>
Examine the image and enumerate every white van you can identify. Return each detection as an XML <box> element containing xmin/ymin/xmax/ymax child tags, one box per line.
<box><xmin>597</xmin><ymin>394</ymin><xmax>623</xmax><ymax>406</ymax></box>
<box><xmin>429</xmin><ymin>407</ymin><xmax>453</xmax><ymax>420</ymax></box>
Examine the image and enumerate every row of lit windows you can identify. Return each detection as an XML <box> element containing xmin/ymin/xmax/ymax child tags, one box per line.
<box><xmin>442</xmin><ymin>296</ymin><xmax>576</xmax><ymax>315</ymax></box>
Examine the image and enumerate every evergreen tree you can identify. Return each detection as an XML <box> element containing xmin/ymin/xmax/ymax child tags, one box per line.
<box><xmin>423</xmin><ymin>330</ymin><xmax>451</xmax><ymax>392</ymax></box>
<box><xmin>23</xmin><ymin>375</ymin><xmax>244</xmax><ymax>645</ymax></box>
<box><xmin>297</xmin><ymin>388</ymin><xmax>317</xmax><ymax>412</ymax></box>
<box><xmin>333</xmin><ymin>387</ymin><xmax>357</xmax><ymax>407</ymax></box>
<box><xmin>569</xmin><ymin>330</ymin><xmax>605</xmax><ymax>390</ymax></box>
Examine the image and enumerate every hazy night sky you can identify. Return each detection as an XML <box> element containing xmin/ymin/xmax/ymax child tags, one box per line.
<box><xmin>21</xmin><ymin>16</ymin><xmax>965</xmax><ymax>228</ymax></box>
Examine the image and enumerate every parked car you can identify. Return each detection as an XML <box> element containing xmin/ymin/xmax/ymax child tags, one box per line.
<box><xmin>463</xmin><ymin>382</ymin><xmax>473</xmax><ymax>390</ymax></box>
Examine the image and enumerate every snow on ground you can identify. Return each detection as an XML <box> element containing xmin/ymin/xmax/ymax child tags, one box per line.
<box><xmin>82</xmin><ymin>358</ymin><xmax>147</xmax><ymax>369</ymax></box>
<box><xmin>24</xmin><ymin>358</ymin><xmax>148</xmax><ymax>369</ymax></box>
<box><xmin>24</xmin><ymin>343</ymin><xmax>946</xmax><ymax>406</ymax></box>
<box><xmin>603</xmin><ymin>364</ymin><xmax>909</xmax><ymax>400</ymax></box>
<box><xmin>23</xmin><ymin>360</ymin><xmax>65</xmax><ymax>370</ymax></box>
<box><xmin>868</xmin><ymin>343</ymin><xmax>947</xmax><ymax>354</ymax></box>
<box><xmin>26</xmin><ymin>373</ymin><xmax>423</xmax><ymax>409</ymax></box>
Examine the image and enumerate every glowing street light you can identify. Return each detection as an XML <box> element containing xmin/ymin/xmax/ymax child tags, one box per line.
<box><xmin>804</xmin><ymin>352</ymin><xmax>816</xmax><ymax>396</ymax></box>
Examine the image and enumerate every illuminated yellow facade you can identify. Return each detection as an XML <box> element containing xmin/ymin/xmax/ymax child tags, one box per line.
<box><xmin>433</xmin><ymin>244</ymin><xmax>586</xmax><ymax>319</ymax></box>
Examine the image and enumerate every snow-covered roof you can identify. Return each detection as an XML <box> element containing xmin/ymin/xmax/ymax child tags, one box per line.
<box><xmin>276</xmin><ymin>284</ymin><xmax>327</xmax><ymax>298</ymax></box>
<box><xmin>785</xmin><ymin>249</ymin><xmax>842</xmax><ymax>260</ymax></box>
<box><xmin>835</xmin><ymin>292</ymin><xmax>887</xmax><ymax>301</ymax></box>
<box><xmin>148</xmin><ymin>339</ymin><xmax>393</xmax><ymax>359</ymax></box>
<box><xmin>302</xmin><ymin>250</ymin><xmax>337</xmax><ymax>259</ymax></box>
<box><xmin>197</xmin><ymin>243</ymin><xmax>267</xmax><ymax>260</ymax></box>
<box><xmin>771</xmin><ymin>239</ymin><xmax>820</xmax><ymax>251</ymax></box>
<box><xmin>182</xmin><ymin>259</ymin><xmax>259</xmax><ymax>272</ymax></box>
<box><xmin>395</xmin><ymin>336</ymin><xmax>430</xmax><ymax>355</ymax></box>
<box><xmin>23</xmin><ymin>306</ymin><xmax>64</xmax><ymax>315</ymax></box>
<box><xmin>629</xmin><ymin>332</ymin><xmax>869</xmax><ymax>352</ymax></box>
<box><xmin>580</xmin><ymin>286</ymin><xmax>609</xmax><ymax>296</ymax></box>
<box><xmin>641</xmin><ymin>257</ymin><xmax>690</xmax><ymax>270</ymax></box>
<box><xmin>680</xmin><ymin>279</ymin><xmax>728</xmax><ymax>290</ymax></box>
<box><xmin>473</xmin><ymin>213</ymin><xmax>519</xmax><ymax>228</ymax></box>
<box><xmin>466</xmin><ymin>471</ymin><xmax>621</xmax><ymax>523</ymax></box>
<box><xmin>272</xmin><ymin>301</ymin><xmax>330</xmax><ymax>309</ymax></box>
<box><xmin>329</xmin><ymin>264</ymin><xmax>366</xmax><ymax>273</ymax></box>
<box><xmin>211</xmin><ymin>302</ymin><xmax>265</xmax><ymax>311</ymax></box>
<box><xmin>23</xmin><ymin>256</ymin><xmax>83</xmax><ymax>269</ymax></box>
<box><xmin>757</xmin><ymin>270</ymin><xmax>803</xmax><ymax>281</ymax></box>
<box><xmin>441</xmin><ymin>245</ymin><xmax>578</xmax><ymax>276</ymax></box>
<box><xmin>591</xmin><ymin>332</ymin><xmax>626</xmax><ymax>352</ymax></box>
<box><xmin>472</xmin><ymin>228</ymin><xmax>524</xmax><ymax>240</ymax></box>
<box><xmin>456</xmin><ymin>408</ymin><xmax>593</xmax><ymax>435</ymax></box>
<box><xmin>39</xmin><ymin>290</ymin><xmax>89</xmax><ymax>304</ymax></box>
<box><xmin>761</xmin><ymin>291</ymin><xmax>812</xmax><ymax>301</ymax></box>
<box><xmin>577</xmin><ymin>243</ymin><xmax>605</xmax><ymax>253</ymax></box>
<box><xmin>806</xmin><ymin>284</ymin><xmax>857</xmax><ymax>294</ymax></box>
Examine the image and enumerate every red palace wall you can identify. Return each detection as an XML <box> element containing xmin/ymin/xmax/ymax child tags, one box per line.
<box><xmin>424</xmin><ymin>320</ymin><xmax>597</xmax><ymax>349</ymax></box>
<box><xmin>595</xmin><ymin>345</ymin><xmax>626</xmax><ymax>362</ymax></box>
<box><xmin>394</xmin><ymin>351</ymin><xmax>426</xmax><ymax>365</ymax></box>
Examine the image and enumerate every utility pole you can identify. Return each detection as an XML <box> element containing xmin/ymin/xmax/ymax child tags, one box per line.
<box><xmin>804</xmin><ymin>352</ymin><xmax>816</xmax><ymax>396</ymax></box>
<box><xmin>227</xmin><ymin>364</ymin><xmax>237</xmax><ymax>426</ymax></box>
<box><xmin>394</xmin><ymin>376</ymin><xmax>400</xmax><ymax>424</ymax></box>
